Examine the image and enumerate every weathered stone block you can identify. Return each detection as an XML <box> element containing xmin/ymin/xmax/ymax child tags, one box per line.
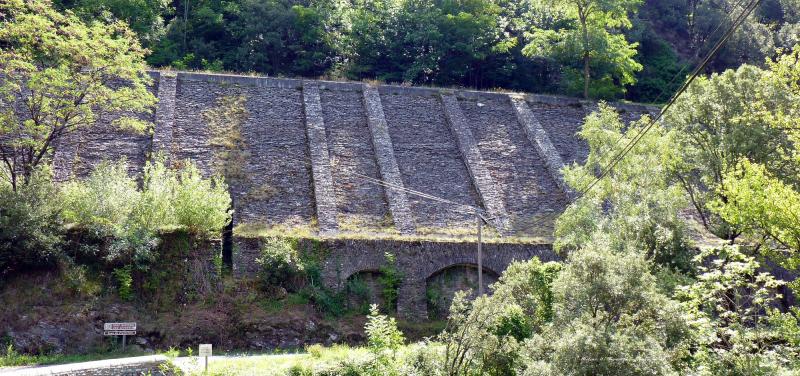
<box><xmin>362</xmin><ymin>85</ymin><xmax>416</xmax><ymax>234</ymax></box>
<box><xmin>440</xmin><ymin>93</ymin><xmax>509</xmax><ymax>232</ymax></box>
<box><xmin>302</xmin><ymin>82</ymin><xmax>339</xmax><ymax>234</ymax></box>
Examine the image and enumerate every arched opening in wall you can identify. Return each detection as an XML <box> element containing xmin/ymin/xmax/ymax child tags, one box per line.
<box><xmin>344</xmin><ymin>270</ymin><xmax>390</xmax><ymax>314</ymax></box>
<box><xmin>426</xmin><ymin>264</ymin><xmax>498</xmax><ymax>319</ymax></box>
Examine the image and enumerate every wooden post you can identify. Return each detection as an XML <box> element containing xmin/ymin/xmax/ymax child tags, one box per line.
<box><xmin>477</xmin><ymin>213</ymin><xmax>483</xmax><ymax>296</ymax></box>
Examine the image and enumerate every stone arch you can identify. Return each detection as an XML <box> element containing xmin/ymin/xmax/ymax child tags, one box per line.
<box><xmin>417</xmin><ymin>252</ymin><xmax>504</xmax><ymax>283</ymax></box>
<box><xmin>424</xmin><ymin>262</ymin><xmax>500</xmax><ymax>319</ymax></box>
<box><xmin>322</xmin><ymin>251</ymin><xmax>387</xmax><ymax>290</ymax></box>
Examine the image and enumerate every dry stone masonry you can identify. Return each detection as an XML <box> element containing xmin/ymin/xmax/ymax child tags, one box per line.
<box><xmin>440</xmin><ymin>92</ymin><xmax>509</xmax><ymax>232</ymax></box>
<box><xmin>49</xmin><ymin>70</ymin><xmax>656</xmax><ymax>237</ymax></box>
<box><xmin>302</xmin><ymin>82</ymin><xmax>339</xmax><ymax>234</ymax></box>
<box><xmin>362</xmin><ymin>84</ymin><xmax>416</xmax><ymax>234</ymax></box>
<box><xmin>509</xmin><ymin>95</ymin><xmax>573</xmax><ymax>198</ymax></box>
<box><xmin>233</xmin><ymin>237</ymin><xmax>557</xmax><ymax>320</ymax></box>
<box><xmin>152</xmin><ymin>72</ymin><xmax>177</xmax><ymax>161</ymax></box>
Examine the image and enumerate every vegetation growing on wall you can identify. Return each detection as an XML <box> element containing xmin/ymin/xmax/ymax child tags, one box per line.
<box><xmin>204</xmin><ymin>95</ymin><xmax>251</xmax><ymax>184</ymax></box>
<box><xmin>378</xmin><ymin>252</ymin><xmax>402</xmax><ymax>312</ymax></box>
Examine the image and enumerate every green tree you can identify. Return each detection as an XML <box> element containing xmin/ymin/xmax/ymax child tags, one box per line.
<box><xmin>678</xmin><ymin>245</ymin><xmax>798</xmax><ymax>374</ymax></box>
<box><xmin>0</xmin><ymin>0</ymin><xmax>156</xmax><ymax>191</ymax></box>
<box><xmin>491</xmin><ymin>258</ymin><xmax>561</xmax><ymax>329</ymax></box>
<box><xmin>712</xmin><ymin>161</ymin><xmax>800</xmax><ymax>279</ymax></box>
<box><xmin>703</xmin><ymin>49</ymin><xmax>800</xmax><ymax>290</ymax></box>
<box><xmin>434</xmin><ymin>258</ymin><xmax>560</xmax><ymax>376</ymax></box>
<box><xmin>522</xmin><ymin>0</ymin><xmax>643</xmax><ymax>98</ymax></box>
<box><xmin>555</xmin><ymin>104</ymin><xmax>691</xmax><ymax>270</ymax></box>
<box><xmin>521</xmin><ymin>240</ymin><xmax>690</xmax><ymax>376</ymax></box>
<box><xmin>346</xmin><ymin>0</ymin><xmax>512</xmax><ymax>86</ymax></box>
<box><xmin>439</xmin><ymin>290</ymin><xmax>529</xmax><ymax>376</ymax></box>
<box><xmin>227</xmin><ymin>1</ymin><xmax>335</xmax><ymax>76</ymax></box>
<box><xmin>665</xmin><ymin>53</ymin><xmax>800</xmax><ymax>241</ymax></box>
<box><xmin>59</xmin><ymin>0</ymin><xmax>170</xmax><ymax>45</ymax></box>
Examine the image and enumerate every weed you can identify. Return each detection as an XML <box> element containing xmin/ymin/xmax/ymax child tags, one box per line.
<box><xmin>378</xmin><ymin>252</ymin><xmax>402</xmax><ymax>313</ymax></box>
<box><xmin>113</xmin><ymin>265</ymin><xmax>134</xmax><ymax>301</ymax></box>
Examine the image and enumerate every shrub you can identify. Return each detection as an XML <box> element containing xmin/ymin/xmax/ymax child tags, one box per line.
<box><xmin>113</xmin><ymin>265</ymin><xmax>134</xmax><ymax>301</ymax></box>
<box><xmin>438</xmin><ymin>291</ymin><xmax>524</xmax><ymax>376</ymax></box>
<box><xmin>521</xmin><ymin>240</ymin><xmax>690</xmax><ymax>376</ymax></box>
<box><xmin>61</xmin><ymin>161</ymin><xmax>140</xmax><ymax>230</ymax></box>
<box><xmin>365</xmin><ymin>304</ymin><xmax>405</xmax><ymax>356</ymax></box>
<box><xmin>256</xmin><ymin>237</ymin><xmax>304</xmax><ymax>290</ymax></box>
<box><xmin>377</xmin><ymin>252</ymin><xmax>402</xmax><ymax>313</ymax></box>
<box><xmin>302</xmin><ymin>286</ymin><xmax>348</xmax><ymax>318</ymax></box>
<box><xmin>0</xmin><ymin>169</ymin><xmax>64</xmax><ymax>278</ymax></box>
<box><xmin>60</xmin><ymin>158</ymin><xmax>231</xmax><ymax>266</ymax></box>
<box><xmin>345</xmin><ymin>277</ymin><xmax>372</xmax><ymax>314</ymax></box>
<box><xmin>61</xmin><ymin>161</ymin><xmax>155</xmax><ymax>265</ymax></box>
<box><xmin>171</xmin><ymin>162</ymin><xmax>231</xmax><ymax>237</ymax></box>
<box><xmin>491</xmin><ymin>258</ymin><xmax>561</xmax><ymax>331</ymax></box>
<box><xmin>678</xmin><ymin>246</ymin><xmax>800</xmax><ymax>374</ymax></box>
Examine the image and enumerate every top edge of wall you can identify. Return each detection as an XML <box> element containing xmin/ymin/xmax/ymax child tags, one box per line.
<box><xmin>149</xmin><ymin>69</ymin><xmax>658</xmax><ymax>111</ymax></box>
<box><xmin>231</xmin><ymin>234</ymin><xmax>553</xmax><ymax>247</ymax></box>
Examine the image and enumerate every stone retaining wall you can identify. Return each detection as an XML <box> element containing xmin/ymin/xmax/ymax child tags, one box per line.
<box><xmin>233</xmin><ymin>236</ymin><xmax>556</xmax><ymax>320</ymax></box>
<box><xmin>48</xmin><ymin>70</ymin><xmax>657</xmax><ymax>237</ymax></box>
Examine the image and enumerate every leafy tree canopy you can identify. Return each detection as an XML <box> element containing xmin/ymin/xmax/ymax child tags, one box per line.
<box><xmin>555</xmin><ymin>104</ymin><xmax>690</xmax><ymax>269</ymax></box>
<box><xmin>522</xmin><ymin>0</ymin><xmax>643</xmax><ymax>98</ymax></box>
<box><xmin>0</xmin><ymin>0</ymin><xmax>156</xmax><ymax>190</ymax></box>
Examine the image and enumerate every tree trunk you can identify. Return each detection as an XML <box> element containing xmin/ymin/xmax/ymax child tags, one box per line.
<box><xmin>583</xmin><ymin>52</ymin><xmax>590</xmax><ymax>99</ymax></box>
<box><xmin>579</xmin><ymin>7</ymin><xmax>590</xmax><ymax>99</ymax></box>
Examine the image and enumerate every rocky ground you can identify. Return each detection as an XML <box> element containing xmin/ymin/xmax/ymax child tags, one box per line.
<box><xmin>0</xmin><ymin>271</ymin><xmax>369</xmax><ymax>356</ymax></box>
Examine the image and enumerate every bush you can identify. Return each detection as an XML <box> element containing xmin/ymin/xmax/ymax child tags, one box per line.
<box><xmin>678</xmin><ymin>246</ymin><xmax>800</xmax><ymax>374</ymax></box>
<box><xmin>61</xmin><ymin>161</ymin><xmax>156</xmax><ymax>265</ymax></box>
<box><xmin>170</xmin><ymin>162</ymin><xmax>231</xmax><ymax>237</ymax></box>
<box><xmin>491</xmin><ymin>258</ymin><xmax>561</xmax><ymax>330</ymax></box>
<box><xmin>60</xmin><ymin>158</ymin><xmax>231</xmax><ymax>266</ymax></box>
<box><xmin>365</xmin><ymin>304</ymin><xmax>405</xmax><ymax>356</ymax></box>
<box><xmin>521</xmin><ymin>241</ymin><xmax>690</xmax><ymax>376</ymax></box>
<box><xmin>377</xmin><ymin>252</ymin><xmax>402</xmax><ymax>313</ymax></box>
<box><xmin>112</xmin><ymin>265</ymin><xmax>134</xmax><ymax>301</ymax></box>
<box><xmin>0</xmin><ymin>169</ymin><xmax>64</xmax><ymax>278</ymax></box>
<box><xmin>256</xmin><ymin>237</ymin><xmax>304</xmax><ymax>290</ymax></box>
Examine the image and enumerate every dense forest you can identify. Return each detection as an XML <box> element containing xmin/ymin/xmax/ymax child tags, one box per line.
<box><xmin>50</xmin><ymin>0</ymin><xmax>800</xmax><ymax>101</ymax></box>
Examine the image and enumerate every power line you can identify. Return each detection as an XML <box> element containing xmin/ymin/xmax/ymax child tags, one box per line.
<box><xmin>576</xmin><ymin>0</ymin><xmax>763</xmax><ymax>199</ymax></box>
<box><xmin>271</xmin><ymin>149</ymin><xmax>483</xmax><ymax>216</ymax></box>
<box><xmin>350</xmin><ymin>171</ymin><xmax>480</xmax><ymax>213</ymax></box>
<box><xmin>520</xmin><ymin>0</ymin><xmax>764</xmax><ymax>234</ymax></box>
<box><xmin>600</xmin><ymin>0</ymin><xmax>752</xmax><ymax>155</ymax></box>
<box><xmin>228</xmin><ymin>0</ymin><xmax>761</xmax><ymax>236</ymax></box>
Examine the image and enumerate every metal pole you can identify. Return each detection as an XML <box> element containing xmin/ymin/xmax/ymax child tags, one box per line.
<box><xmin>477</xmin><ymin>213</ymin><xmax>483</xmax><ymax>296</ymax></box>
<box><xmin>122</xmin><ymin>335</ymin><xmax>126</xmax><ymax>351</ymax></box>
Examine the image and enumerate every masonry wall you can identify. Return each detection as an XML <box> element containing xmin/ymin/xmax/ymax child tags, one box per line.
<box><xmin>320</xmin><ymin>87</ymin><xmax>391</xmax><ymax>231</ymax></box>
<box><xmin>458</xmin><ymin>93</ymin><xmax>567</xmax><ymax>236</ymax></box>
<box><xmin>380</xmin><ymin>88</ymin><xmax>481</xmax><ymax>230</ymax></box>
<box><xmin>232</xmin><ymin>237</ymin><xmax>556</xmax><ymax>320</ymax></box>
<box><xmin>49</xmin><ymin>70</ymin><xmax>657</xmax><ymax>237</ymax></box>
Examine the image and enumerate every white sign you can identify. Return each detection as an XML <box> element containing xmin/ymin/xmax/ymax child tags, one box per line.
<box><xmin>104</xmin><ymin>330</ymin><xmax>136</xmax><ymax>336</ymax></box>
<box><xmin>104</xmin><ymin>322</ymin><xmax>136</xmax><ymax>331</ymax></box>
<box><xmin>199</xmin><ymin>344</ymin><xmax>212</xmax><ymax>357</ymax></box>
